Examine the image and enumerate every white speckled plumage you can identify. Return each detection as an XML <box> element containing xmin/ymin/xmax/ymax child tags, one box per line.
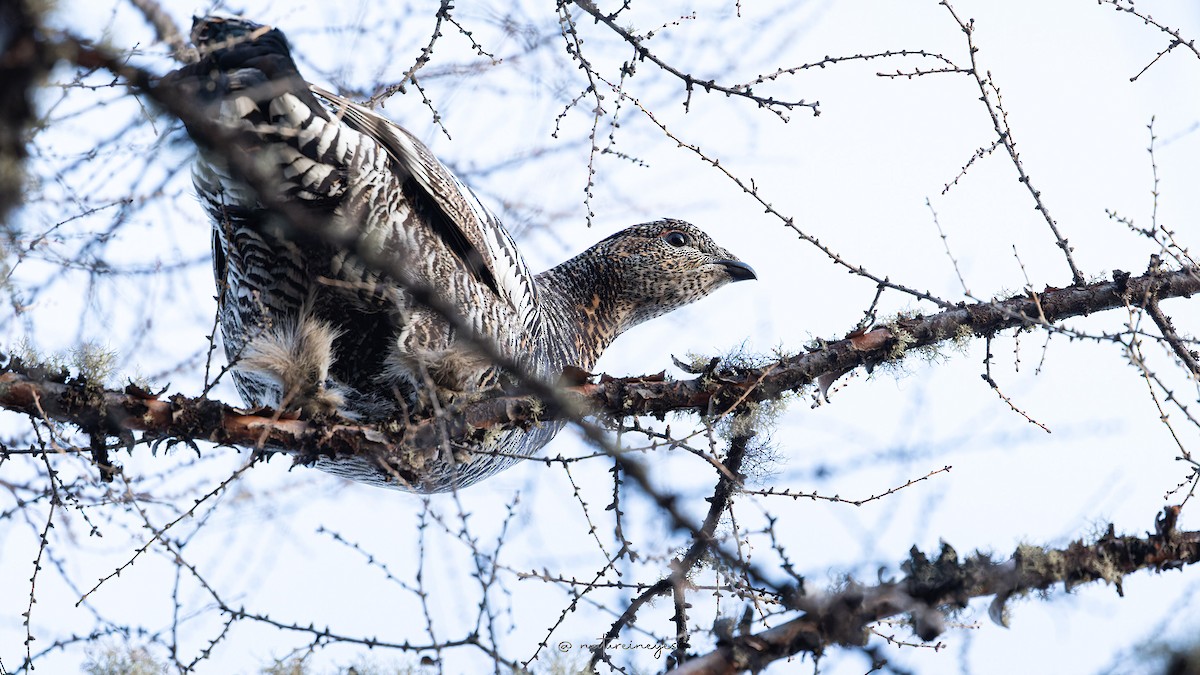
<box><xmin>166</xmin><ymin>16</ymin><xmax>756</xmax><ymax>492</ymax></box>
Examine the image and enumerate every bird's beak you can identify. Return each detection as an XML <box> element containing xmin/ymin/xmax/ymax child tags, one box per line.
<box><xmin>717</xmin><ymin>259</ymin><xmax>757</xmax><ymax>282</ymax></box>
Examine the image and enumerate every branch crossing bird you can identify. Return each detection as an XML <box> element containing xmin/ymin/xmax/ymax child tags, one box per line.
<box><xmin>164</xmin><ymin>16</ymin><xmax>756</xmax><ymax>492</ymax></box>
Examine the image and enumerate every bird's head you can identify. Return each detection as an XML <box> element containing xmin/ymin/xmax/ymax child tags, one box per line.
<box><xmin>587</xmin><ymin>219</ymin><xmax>756</xmax><ymax>328</ymax></box>
<box><xmin>189</xmin><ymin>15</ymin><xmax>289</xmax><ymax>57</ymax></box>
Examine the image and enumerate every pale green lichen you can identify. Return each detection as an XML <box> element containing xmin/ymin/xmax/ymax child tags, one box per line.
<box><xmin>13</xmin><ymin>337</ymin><xmax>119</xmax><ymax>385</ymax></box>
<box><xmin>70</xmin><ymin>341</ymin><xmax>119</xmax><ymax>385</ymax></box>
<box><xmin>672</xmin><ymin>348</ymin><xmax>789</xmax><ymax>485</ymax></box>
<box><xmin>686</xmin><ymin>351</ymin><xmax>715</xmax><ymax>373</ymax></box>
<box><xmin>125</xmin><ymin>366</ymin><xmax>153</xmax><ymax>392</ymax></box>
<box><xmin>887</xmin><ymin>326</ymin><xmax>918</xmax><ymax>361</ymax></box>
<box><xmin>953</xmin><ymin>322</ymin><xmax>975</xmax><ymax>346</ymax></box>
<box><xmin>1015</xmin><ymin>542</ymin><xmax>1065</xmax><ymax>578</ymax></box>
<box><xmin>724</xmin><ymin>397</ymin><xmax>784</xmax><ymax>441</ymax></box>
<box><xmin>1014</xmin><ymin>540</ymin><xmax>1122</xmax><ymax>592</ymax></box>
<box><xmin>685</xmin><ymin>347</ymin><xmax>776</xmax><ymax>379</ymax></box>
<box><xmin>14</xmin><ymin>336</ymin><xmax>68</xmax><ymax>372</ymax></box>
<box><xmin>83</xmin><ymin>643</ymin><xmax>166</xmax><ymax>675</ymax></box>
<box><xmin>863</xmin><ymin>307</ymin><xmax>979</xmax><ymax>378</ymax></box>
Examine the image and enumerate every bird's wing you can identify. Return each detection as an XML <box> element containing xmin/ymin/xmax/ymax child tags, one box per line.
<box><xmin>309</xmin><ymin>85</ymin><xmax>540</xmax><ymax>325</ymax></box>
<box><xmin>168</xmin><ymin>16</ymin><xmax>541</xmax><ymax>331</ymax></box>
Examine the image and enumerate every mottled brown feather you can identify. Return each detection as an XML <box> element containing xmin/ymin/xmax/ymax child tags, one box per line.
<box><xmin>169</xmin><ymin>16</ymin><xmax>756</xmax><ymax>491</ymax></box>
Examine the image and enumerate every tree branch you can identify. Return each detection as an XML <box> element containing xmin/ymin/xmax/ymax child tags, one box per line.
<box><xmin>3</xmin><ymin>265</ymin><xmax>1197</xmax><ymax>484</ymax></box>
<box><xmin>589</xmin><ymin>414</ymin><xmax>756</xmax><ymax>669</ymax></box>
<box><xmin>568</xmin><ymin>0</ymin><xmax>819</xmax><ymax>117</ymax></box>
<box><xmin>674</xmin><ymin>506</ymin><xmax>1200</xmax><ymax>674</ymax></box>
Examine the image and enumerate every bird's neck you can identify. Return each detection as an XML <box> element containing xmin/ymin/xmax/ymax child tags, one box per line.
<box><xmin>534</xmin><ymin>252</ymin><xmax>632</xmax><ymax>374</ymax></box>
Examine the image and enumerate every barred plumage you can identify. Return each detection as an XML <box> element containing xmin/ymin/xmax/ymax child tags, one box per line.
<box><xmin>166</xmin><ymin>16</ymin><xmax>756</xmax><ymax>492</ymax></box>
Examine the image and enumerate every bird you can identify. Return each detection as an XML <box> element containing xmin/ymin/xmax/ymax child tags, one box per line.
<box><xmin>163</xmin><ymin>16</ymin><xmax>756</xmax><ymax>492</ymax></box>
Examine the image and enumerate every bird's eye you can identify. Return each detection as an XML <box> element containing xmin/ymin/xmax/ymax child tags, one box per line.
<box><xmin>664</xmin><ymin>231</ymin><xmax>688</xmax><ymax>247</ymax></box>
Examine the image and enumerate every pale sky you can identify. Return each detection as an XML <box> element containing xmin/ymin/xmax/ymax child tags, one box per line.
<box><xmin>3</xmin><ymin>1</ymin><xmax>1200</xmax><ymax>673</ymax></box>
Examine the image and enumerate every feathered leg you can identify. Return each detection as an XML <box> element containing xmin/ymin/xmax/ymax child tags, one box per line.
<box><xmin>238</xmin><ymin>312</ymin><xmax>345</xmax><ymax>416</ymax></box>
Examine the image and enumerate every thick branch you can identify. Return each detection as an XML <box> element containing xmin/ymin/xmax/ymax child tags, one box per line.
<box><xmin>0</xmin><ymin>365</ymin><xmax>548</xmax><ymax>485</ymax></box>
<box><xmin>2</xmin><ymin>267</ymin><xmax>1197</xmax><ymax>477</ymax></box>
<box><xmin>576</xmin><ymin>266</ymin><xmax>1200</xmax><ymax>416</ymax></box>
<box><xmin>675</xmin><ymin>507</ymin><xmax>1200</xmax><ymax>674</ymax></box>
